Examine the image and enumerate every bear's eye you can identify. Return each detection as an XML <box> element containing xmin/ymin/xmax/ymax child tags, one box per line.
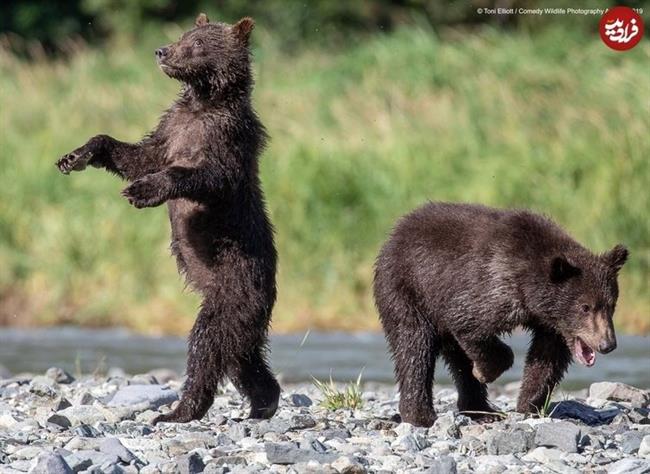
<box><xmin>581</xmin><ymin>304</ymin><xmax>591</xmax><ymax>314</ymax></box>
<box><xmin>193</xmin><ymin>39</ymin><xmax>203</xmax><ymax>47</ymax></box>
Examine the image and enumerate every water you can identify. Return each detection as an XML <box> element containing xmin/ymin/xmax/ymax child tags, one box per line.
<box><xmin>0</xmin><ymin>327</ymin><xmax>648</xmax><ymax>390</ymax></box>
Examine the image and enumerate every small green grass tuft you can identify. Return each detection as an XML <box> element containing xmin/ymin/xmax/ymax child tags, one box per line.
<box><xmin>536</xmin><ymin>385</ymin><xmax>557</xmax><ymax>418</ymax></box>
<box><xmin>312</xmin><ymin>371</ymin><xmax>364</xmax><ymax>410</ymax></box>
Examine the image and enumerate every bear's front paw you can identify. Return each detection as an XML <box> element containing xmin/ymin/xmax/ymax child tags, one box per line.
<box><xmin>56</xmin><ymin>148</ymin><xmax>93</xmax><ymax>175</ymax></box>
<box><xmin>122</xmin><ymin>174</ymin><xmax>171</xmax><ymax>208</ymax></box>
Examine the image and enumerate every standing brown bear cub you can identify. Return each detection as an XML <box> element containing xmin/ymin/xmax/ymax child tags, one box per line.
<box><xmin>56</xmin><ymin>14</ymin><xmax>280</xmax><ymax>424</ymax></box>
<box><xmin>374</xmin><ymin>202</ymin><xmax>628</xmax><ymax>427</ymax></box>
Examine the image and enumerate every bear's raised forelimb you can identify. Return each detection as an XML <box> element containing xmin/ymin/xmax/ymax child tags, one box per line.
<box><xmin>452</xmin><ymin>334</ymin><xmax>514</xmax><ymax>384</ymax></box>
<box><xmin>56</xmin><ymin>134</ymin><xmax>162</xmax><ymax>181</ymax></box>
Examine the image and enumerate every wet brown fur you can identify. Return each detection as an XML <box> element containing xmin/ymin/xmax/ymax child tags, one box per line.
<box><xmin>374</xmin><ymin>202</ymin><xmax>628</xmax><ymax>427</ymax></box>
<box><xmin>56</xmin><ymin>14</ymin><xmax>280</xmax><ymax>423</ymax></box>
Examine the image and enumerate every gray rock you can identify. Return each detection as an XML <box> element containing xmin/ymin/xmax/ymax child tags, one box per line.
<box><xmin>28</xmin><ymin>453</ymin><xmax>73</xmax><ymax>474</ymax></box>
<box><xmin>203</xmin><ymin>464</ymin><xmax>229</xmax><ymax>474</ymax></box>
<box><xmin>108</xmin><ymin>384</ymin><xmax>178</xmax><ymax>410</ymax></box>
<box><xmin>582</xmin><ymin>432</ymin><xmax>604</xmax><ymax>449</ymax></box>
<box><xmin>210</xmin><ymin>414</ymin><xmax>228</xmax><ymax>426</ymax></box>
<box><xmin>99</xmin><ymin>437</ymin><xmax>139</xmax><ymax>464</ymax></box>
<box><xmin>61</xmin><ymin>452</ymin><xmax>93</xmax><ymax>473</ymax></box>
<box><xmin>265</xmin><ymin>442</ymin><xmax>336</xmax><ymax>465</ymax></box>
<box><xmin>605</xmin><ymin>458</ymin><xmax>650</xmax><ymax>474</ymax></box>
<box><xmin>47</xmin><ymin>414</ymin><xmax>72</xmax><ymax>429</ymax></box>
<box><xmin>366</xmin><ymin>419</ymin><xmax>396</xmax><ymax>431</ymax></box>
<box><xmin>54</xmin><ymin>397</ymin><xmax>72</xmax><ymax>411</ymax></box>
<box><xmin>487</xmin><ymin>429</ymin><xmax>533</xmax><ymax>455</ymax></box>
<box><xmin>640</xmin><ymin>435</ymin><xmax>650</xmax><ymax>457</ymax></box>
<box><xmin>523</xmin><ymin>447</ymin><xmax>564</xmax><ymax>464</ymax></box>
<box><xmin>288</xmin><ymin>394</ymin><xmax>313</xmax><ymax>407</ymax></box>
<box><xmin>57</xmin><ymin>405</ymin><xmax>106</xmax><ymax>426</ymax></box>
<box><xmin>432</xmin><ymin>413</ymin><xmax>460</xmax><ymax>439</ymax></box>
<box><xmin>332</xmin><ymin>455</ymin><xmax>366</xmax><ymax>473</ymax></box>
<box><xmin>249</xmin><ymin>419</ymin><xmax>289</xmax><ymax>437</ymax></box>
<box><xmin>425</xmin><ymin>456</ymin><xmax>457</xmax><ymax>474</ymax></box>
<box><xmin>164</xmin><ymin>432</ymin><xmax>224</xmax><ymax>455</ymax></box>
<box><xmin>629</xmin><ymin>407</ymin><xmax>650</xmax><ymax>424</ymax></box>
<box><xmin>590</xmin><ymin>382</ymin><xmax>650</xmax><ymax>407</ymax></box>
<box><xmin>550</xmin><ymin>400</ymin><xmax>620</xmax><ymax>425</ymax></box>
<box><xmin>99</xmin><ymin>463</ymin><xmax>128</xmax><ymax>474</ymax></box>
<box><xmin>393</xmin><ymin>433</ymin><xmax>429</xmax><ymax>452</ymax></box>
<box><xmin>228</xmin><ymin>423</ymin><xmax>250</xmax><ymax>441</ymax></box>
<box><xmin>211</xmin><ymin>455</ymin><xmax>247</xmax><ymax>467</ymax></box>
<box><xmin>621</xmin><ymin>431</ymin><xmax>645</xmax><ymax>454</ymax></box>
<box><xmin>29</xmin><ymin>376</ymin><xmax>59</xmax><ymax>398</ymax></box>
<box><xmin>289</xmin><ymin>414</ymin><xmax>316</xmax><ymax>430</ymax></box>
<box><xmin>308</xmin><ymin>438</ymin><xmax>328</xmax><ymax>454</ymax></box>
<box><xmin>13</xmin><ymin>446</ymin><xmax>44</xmax><ymax>460</ymax></box>
<box><xmin>72</xmin><ymin>424</ymin><xmax>101</xmax><ymax>438</ymax></box>
<box><xmin>176</xmin><ymin>452</ymin><xmax>205</xmax><ymax>474</ymax></box>
<box><xmin>544</xmin><ymin>460</ymin><xmax>581</xmax><ymax>474</ymax></box>
<box><xmin>73</xmin><ymin>450</ymin><xmax>120</xmax><ymax>467</ymax></box>
<box><xmin>74</xmin><ymin>391</ymin><xmax>96</xmax><ymax>406</ymax></box>
<box><xmin>534</xmin><ymin>421</ymin><xmax>581</xmax><ymax>452</ymax></box>
<box><xmin>46</xmin><ymin>367</ymin><xmax>75</xmax><ymax>384</ymax></box>
<box><xmin>320</xmin><ymin>427</ymin><xmax>351</xmax><ymax>440</ymax></box>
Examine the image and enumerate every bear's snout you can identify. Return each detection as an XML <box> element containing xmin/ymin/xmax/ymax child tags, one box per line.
<box><xmin>598</xmin><ymin>338</ymin><xmax>617</xmax><ymax>354</ymax></box>
<box><xmin>155</xmin><ymin>47</ymin><xmax>169</xmax><ymax>60</ymax></box>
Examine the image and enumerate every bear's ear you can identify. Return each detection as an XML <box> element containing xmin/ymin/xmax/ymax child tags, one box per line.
<box><xmin>604</xmin><ymin>244</ymin><xmax>628</xmax><ymax>274</ymax></box>
<box><xmin>232</xmin><ymin>17</ymin><xmax>255</xmax><ymax>44</ymax></box>
<box><xmin>195</xmin><ymin>13</ymin><xmax>209</xmax><ymax>27</ymax></box>
<box><xmin>550</xmin><ymin>255</ymin><xmax>581</xmax><ymax>283</ymax></box>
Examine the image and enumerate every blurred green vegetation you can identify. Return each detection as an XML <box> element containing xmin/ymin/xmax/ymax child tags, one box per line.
<box><xmin>0</xmin><ymin>16</ymin><xmax>648</xmax><ymax>334</ymax></box>
<box><xmin>3</xmin><ymin>0</ymin><xmax>648</xmax><ymax>52</ymax></box>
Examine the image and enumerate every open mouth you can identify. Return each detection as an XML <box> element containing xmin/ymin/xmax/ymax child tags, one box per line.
<box><xmin>574</xmin><ymin>337</ymin><xmax>596</xmax><ymax>367</ymax></box>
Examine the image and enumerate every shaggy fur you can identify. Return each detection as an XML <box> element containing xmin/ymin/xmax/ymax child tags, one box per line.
<box><xmin>56</xmin><ymin>14</ymin><xmax>280</xmax><ymax>424</ymax></box>
<box><xmin>374</xmin><ymin>202</ymin><xmax>628</xmax><ymax>427</ymax></box>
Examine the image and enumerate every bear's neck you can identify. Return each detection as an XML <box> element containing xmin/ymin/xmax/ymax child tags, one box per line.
<box><xmin>183</xmin><ymin>68</ymin><xmax>253</xmax><ymax>108</ymax></box>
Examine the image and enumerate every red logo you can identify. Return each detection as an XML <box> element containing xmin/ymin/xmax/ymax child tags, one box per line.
<box><xmin>600</xmin><ymin>6</ymin><xmax>644</xmax><ymax>51</ymax></box>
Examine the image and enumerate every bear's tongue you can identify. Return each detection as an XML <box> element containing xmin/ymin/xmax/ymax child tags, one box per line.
<box><xmin>574</xmin><ymin>337</ymin><xmax>596</xmax><ymax>367</ymax></box>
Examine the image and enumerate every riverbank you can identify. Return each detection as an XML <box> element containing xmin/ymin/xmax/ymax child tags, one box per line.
<box><xmin>0</xmin><ymin>368</ymin><xmax>648</xmax><ymax>473</ymax></box>
<box><xmin>1</xmin><ymin>328</ymin><xmax>649</xmax><ymax>389</ymax></box>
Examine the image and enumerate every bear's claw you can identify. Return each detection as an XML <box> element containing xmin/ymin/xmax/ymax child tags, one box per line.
<box><xmin>56</xmin><ymin>150</ymin><xmax>92</xmax><ymax>174</ymax></box>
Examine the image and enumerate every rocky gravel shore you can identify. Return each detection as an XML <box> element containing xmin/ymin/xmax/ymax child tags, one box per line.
<box><xmin>0</xmin><ymin>367</ymin><xmax>649</xmax><ymax>473</ymax></box>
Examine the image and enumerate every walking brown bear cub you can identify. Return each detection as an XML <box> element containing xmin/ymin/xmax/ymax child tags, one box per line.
<box><xmin>56</xmin><ymin>14</ymin><xmax>280</xmax><ymax>424</ymax></box>
<box><xmin>374</xmin><ymin>202</ymin><xmax>628</xmax><ymax>427</ymax></box>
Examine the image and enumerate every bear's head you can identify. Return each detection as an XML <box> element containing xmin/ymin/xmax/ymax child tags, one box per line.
<box><xmin>545</xmin><ymin>244</ymin><xmax>628</xmax><ymax>367</ymax></box>
<box><xmin>155</xmin><ymin>13</ymin><xmax>254</xmax><ymax>93</ymax></box>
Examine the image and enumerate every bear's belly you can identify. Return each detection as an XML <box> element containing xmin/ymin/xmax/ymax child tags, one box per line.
<box><xmin>166</xmin><ymin>198</ymin><xmax>222</xmax><ymax>292</ymax></box>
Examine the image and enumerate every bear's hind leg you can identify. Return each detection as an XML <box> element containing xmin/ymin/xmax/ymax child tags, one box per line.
<box><xmin>441</xmin><ymin>336</ymin><xmax>498</xmax><ymax>422</ymax></box>
<box><xmin>382</xmin><ymin>307</ymin><xmax>439</xmax><ymax>427</ymax></box>
<box><xmin>153</xmin><ymin>307</ymin><xmax>223</xmax><ymax>424</ymax></box>
<box><xmin>227</xmin><ymin>344</ymin><xmax>280</xmax><ymax>419</ymax></box>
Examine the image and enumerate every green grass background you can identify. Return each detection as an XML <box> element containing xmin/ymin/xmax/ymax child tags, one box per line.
<box><xmin>0</xmin><ymin>25</ymin><xmax>648</xmax><ymax>334</ymax></box>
